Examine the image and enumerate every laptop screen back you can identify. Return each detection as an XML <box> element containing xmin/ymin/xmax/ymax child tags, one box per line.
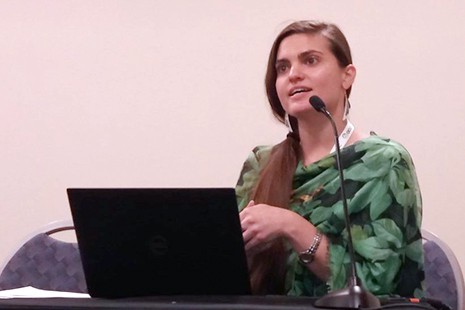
<box><xmin>67</xmin><ymin>188</ymin><xmax>251</xmax><ymax>298</ymax></box>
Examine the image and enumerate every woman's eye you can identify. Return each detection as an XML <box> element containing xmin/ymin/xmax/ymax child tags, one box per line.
<box><xmin>276</xmin><ymin>64</ymin><xmax>289</xmax><ymax>73</ymax></box>
<box><xmin>305</xmin><ymin>56</ymin><xmax>318</xmax><ymax>65</ymax></box>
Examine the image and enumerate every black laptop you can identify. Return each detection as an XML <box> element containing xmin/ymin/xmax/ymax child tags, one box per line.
<box><xmin>67</xmin><ymin>188</ymin><xmax>251</xmax><ymax>298</ymax></box>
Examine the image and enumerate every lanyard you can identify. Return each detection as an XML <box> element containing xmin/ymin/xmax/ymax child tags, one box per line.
<box><xmin>330</xmin><ymin>120</ymin><xmax>354</xmax><ymax>153</ymax></box>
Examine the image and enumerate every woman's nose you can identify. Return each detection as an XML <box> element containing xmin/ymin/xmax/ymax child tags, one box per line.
<box><xmin>288</xmin><ymin>64</ymin><xmax>304</xmax><ymax>82</ymax></box>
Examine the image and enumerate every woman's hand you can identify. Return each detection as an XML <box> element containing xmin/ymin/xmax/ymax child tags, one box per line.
<box><xmin>239</xmin><ymin>200</ymin><xmax>330</xmax><ymax>280</ymax></box>
<box><xmin>240</xmin><ymin>201</ymin><xmax>291</xmax><ymax>255</ymax></box>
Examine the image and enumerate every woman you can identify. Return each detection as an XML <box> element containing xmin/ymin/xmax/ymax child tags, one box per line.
<box><xmin>236</xmin><ymin>20</ymin><xmax>424</xmax><ymax>298</ymax></box>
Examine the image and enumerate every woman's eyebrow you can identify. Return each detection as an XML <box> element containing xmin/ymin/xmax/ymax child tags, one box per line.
<box><xmin>276</xmin><ymin>50</ymin><xmax>322</xmax><ymax>65</ymax></box>
<box><xmin>298</xmin><ymin>50</ymin><xmax>322</xmax><ymax>61</ymax></box>
<box><xmin>275</xmin><ymin>58</ymin><xmax>290</xmax><ymax>67</ymax></box>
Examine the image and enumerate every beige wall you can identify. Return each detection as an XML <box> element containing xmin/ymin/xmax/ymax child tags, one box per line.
<box><xmin>1</xmin><ymin>0</ymin><xmax>465</xmax><ymax>276</ymax></box>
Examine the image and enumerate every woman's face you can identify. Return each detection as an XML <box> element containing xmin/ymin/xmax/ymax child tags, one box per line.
<box><xmin>275</xmin><ymin>33</ymin><xmax>355</xmax><ymax>119</ymax></box>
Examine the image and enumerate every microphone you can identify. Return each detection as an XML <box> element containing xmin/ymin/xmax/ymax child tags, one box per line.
<box><xmin>309</xmin><ymin>95</ymin><xmax>380</xmax><ymax>309</ymax></box>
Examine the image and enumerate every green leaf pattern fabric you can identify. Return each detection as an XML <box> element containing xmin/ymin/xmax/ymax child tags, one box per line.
<box><xmin>235</xmin><ymin>135</ymin><xmax>424</xmax><ymax>297</ymax></box>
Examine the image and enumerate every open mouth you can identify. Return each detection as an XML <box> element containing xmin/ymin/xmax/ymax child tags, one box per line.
<box><xmin>289</xmin><ymin>87</ymin><xmax>312</xmax><ymax>97</ymax></box>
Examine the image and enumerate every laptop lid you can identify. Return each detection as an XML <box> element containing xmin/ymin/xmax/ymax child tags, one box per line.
<box><xmin>67</xmin><ymin>188</ymin><xmax>251</xmax><ymax>298</ymax></box>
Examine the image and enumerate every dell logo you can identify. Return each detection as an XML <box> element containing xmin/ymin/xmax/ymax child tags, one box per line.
<box><xmin>148</xmin><ymin>235</ymin><xmax>169</xmax><ymax>256</ymax></box>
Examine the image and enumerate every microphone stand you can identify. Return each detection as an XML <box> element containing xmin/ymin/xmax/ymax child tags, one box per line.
<box><xmin>310</xmin><ymin>96</ymin><xmax>380</xmax><ymax>309</ymax></box>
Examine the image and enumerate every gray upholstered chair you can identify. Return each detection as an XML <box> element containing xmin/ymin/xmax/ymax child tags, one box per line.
<box><xmin>0</xmin><ymin>220</ymin><xmax>87</xmax><ymax>293</ymax></box>
<box><xmin>423</xmin><ymin>229</ymin><xmax>464</xmax><ymax>310</ymax></box>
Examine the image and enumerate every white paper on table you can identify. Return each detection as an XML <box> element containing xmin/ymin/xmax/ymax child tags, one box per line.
<box><xmin>0</xmin><ymin>286</ymin><xmax>90</xmax><ymax>299</ymax></box>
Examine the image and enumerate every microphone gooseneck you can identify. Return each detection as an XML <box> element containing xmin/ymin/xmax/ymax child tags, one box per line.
<box><xmin>309</xmin><ymin>95</ymin><xmax>380</xmax><ymax>310</ymax></box>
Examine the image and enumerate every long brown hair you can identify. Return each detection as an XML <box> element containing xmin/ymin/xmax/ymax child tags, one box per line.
<box><xmin>249</xmin><ymin>20</ymin><xmax>353</xmax><ymax>294</ymax></box>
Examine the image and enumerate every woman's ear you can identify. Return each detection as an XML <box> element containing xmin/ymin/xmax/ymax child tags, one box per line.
<box><xmin>342</xmin><ymin>64</ymin><xmax>356</xmax><ymax>90</ymax></box>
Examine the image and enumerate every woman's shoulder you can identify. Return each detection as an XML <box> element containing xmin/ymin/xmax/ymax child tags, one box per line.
<box><xmin>353</xmin><ymin>133</ymin><xmax>417</xmax><ymax>167</ymax></box>
<box><xmin>237</xmin><ymin>145</ymin><xmax>274</xmax><ymax>179</ymax></box>
<box><xmin>245</xmin><ymin>145</ymin><xmax>274</xmax><ymax>164</ymax></box>
<box><xmin>357</xmin><ymin>133</ymin><xmax>411</xmax><ymax>153</ymax></box>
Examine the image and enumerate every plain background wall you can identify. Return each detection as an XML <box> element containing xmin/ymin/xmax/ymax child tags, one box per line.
<box><xmin>1</xmin><ymin>0</ymin><xmax>465</xmax><ymax>277</ymax></box>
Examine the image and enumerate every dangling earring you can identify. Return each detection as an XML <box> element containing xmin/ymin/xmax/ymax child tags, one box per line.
<box><xmin>285</xmin><ymin>114</ymin><xmax>300</xmax><ymax>141</ymax></box>
<box><xmin>342</xmin><ymin>93</ymin><xmax>351</xmax><ymax>121</ymax></box>
<box><xmin>284</xmin><ymin>113</ymin><xmax>293</xmax><ymax>132</ymax></box>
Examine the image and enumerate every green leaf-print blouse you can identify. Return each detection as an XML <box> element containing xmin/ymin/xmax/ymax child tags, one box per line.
<box><xmin>236</xmin><ymin>135</ymin><xmax>424</xmax><ymax>298</ymax></box>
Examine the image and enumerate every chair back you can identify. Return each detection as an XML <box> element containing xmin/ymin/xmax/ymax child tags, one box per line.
<box><xmin>423</xmin><ymin>229</ymin><xmax>464</xmax><ymax>310</ymax></box>
<box><xmin>0</xmin><ymin>220</ymin><xmax>87</xmax><ymax>293</ymax></box>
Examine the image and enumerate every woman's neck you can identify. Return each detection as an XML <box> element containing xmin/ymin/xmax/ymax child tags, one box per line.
<box><xmin>297</xmin><ymin>115</ymin><xmax>348</xmax><ymax>166</ymax></box>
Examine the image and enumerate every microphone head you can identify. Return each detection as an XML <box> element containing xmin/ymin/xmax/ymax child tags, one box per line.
<box><xmin>309</xmin><ymin>95</ymin><xmax>327</xmax><ymax>113</ymax></box>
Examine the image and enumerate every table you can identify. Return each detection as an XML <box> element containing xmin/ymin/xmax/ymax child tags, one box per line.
<box><xmin>0</xmin><ymin>295</ymin><xmax>437</xmax><ymax>310</ymax></box>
